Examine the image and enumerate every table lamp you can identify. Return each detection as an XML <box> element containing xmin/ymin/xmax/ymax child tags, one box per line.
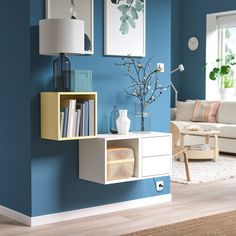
<box><xmin>170</xmin><ymin>64</ymin><xmax>185</xmax><ymax>107</ymax></box>
<box><xmin>39</xmin><ymin>19</ymin><xmax>84</xmax><ymax>92</ymax></box>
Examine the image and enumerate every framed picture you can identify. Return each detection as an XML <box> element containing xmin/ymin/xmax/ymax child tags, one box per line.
<box><xmin>71</xmin><ymin>70</ymin><xmax>93</xmax><ymax>92</ymax></box>
<box><xmin>46</xmin><ymin>0</ymin><xmax>94</xmax><ymax>54</ymax></box>
<box><xmin>104</xmin><ymin>0</ymin><xmax>146</xmax><ymax>57</ymax></box>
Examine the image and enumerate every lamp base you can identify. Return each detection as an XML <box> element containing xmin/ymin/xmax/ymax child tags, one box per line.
<box><xmin>53</xmin><ymin>53</ymin><xmax>71</xmax><ymax>92</ymax></box>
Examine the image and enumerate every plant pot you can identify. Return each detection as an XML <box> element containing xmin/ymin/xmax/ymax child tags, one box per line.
<box><xmin>220</xmin><ymin>88</ymin><xmax>235</xmax><ymax>100</ymax></box>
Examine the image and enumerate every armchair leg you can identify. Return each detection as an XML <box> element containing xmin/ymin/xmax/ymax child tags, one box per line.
<box><xmin>183</xmin><ymin>152</ymin><xmax>191</xmax><ymax>181</ymax></box>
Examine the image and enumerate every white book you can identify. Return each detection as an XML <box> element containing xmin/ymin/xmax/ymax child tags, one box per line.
<box><xmin>67</xmin><ymin>99</ymin><xmax>77</xmax><ymax>138</ymax></box>
<box><xmin>76</xmin><ymin>109</ymin><xmax>81</xmax><ymax>137</ymax></box>
<box><xmin>60</xmin><ymin>112</ymin><xmax>64</xmax><ymax>138</ymax></box>
<box><xmin>89</xmin><ymin>99</ymin><xmax>95</xmax><ymax>136</ymax></box>
<box><xmin>72</xmin><ymin>111</ymin><xmax>78</xmax><ymax>137</ymax></box>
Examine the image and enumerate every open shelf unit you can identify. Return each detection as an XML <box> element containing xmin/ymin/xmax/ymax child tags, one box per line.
<box><xmin>79</xmin><ymin>132</ymin><xmax>172</xmax><ymax>185</ymax></box>
<box><xmin>40</xmin><ymin>92</ymin><xmax>97</xmax><ymax>141</ymax></box>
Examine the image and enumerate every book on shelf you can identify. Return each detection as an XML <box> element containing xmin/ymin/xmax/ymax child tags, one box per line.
<box><xmin>77</xmin><ymin>102</ymin><xmax>84</xmax><ymax>136</ymax></box>
<box><xmin>189</xmin><ymin>144</ymin><xmax>210</xmax><ymax>151</ymax></box>
<box><xmin>67</xmin><ymin>99</ymin><xmax>77</xmax><ymax>138</ymax></box>
<box><xmin>89</xmin><ymin>99</ymin><xmax>95</xmax><ymax>136</ymax></box>
<box><xmin>75</xmin><ymin>109</ymin><xmax>81</xmax><ymax>137</ymax></box>
<box><xmin>62</xmin><ymin>107</ymin><xmax>69</xmax><ymax>138</ymax></box>
<box><xmin>72</xmin><ymin>111</ymin><xmax>78</xmax><ymax>137</ymax></box>
<box><xmin>84</xmin><ymin>100</ymin><xmax>89</xmax><ymax>136</ymax></box>
<box><xmin>60</xmin><ymin>98</ymin><xmax>95</xmax><ymax>138</ymax></box>
<box><xmin>60</xmin><ymin>112</ymin><xmax>64</xmax><ymax>138</ymax></box>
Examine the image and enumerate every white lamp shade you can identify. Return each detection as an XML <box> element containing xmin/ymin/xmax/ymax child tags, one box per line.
<box><xmin>39</xmin><ymin>19</ymin><xmax>85</xmax><ymax>55</ymax></box>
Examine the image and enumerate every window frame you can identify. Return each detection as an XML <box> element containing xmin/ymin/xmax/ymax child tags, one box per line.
<box><xmin>206</xmin><ymin>10</ymin><xmax>236</xmax><ymax>101</ymax></box>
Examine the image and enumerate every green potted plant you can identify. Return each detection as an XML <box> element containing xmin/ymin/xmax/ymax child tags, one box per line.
<box><xmin>204</xmin><ymin>52</ymin><xmax>236</xmax><ymax>100</ymax></box>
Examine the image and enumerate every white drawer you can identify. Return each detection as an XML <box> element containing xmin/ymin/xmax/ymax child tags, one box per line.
<box><xmin>142</xmin><ymin>136</ymin><xmax>171</xmax><ymax>157</ymax></box>
<box><xmin>142</xmin><ymin>155</ymin><xmax>171</xmax><ymax>177</ymax></box>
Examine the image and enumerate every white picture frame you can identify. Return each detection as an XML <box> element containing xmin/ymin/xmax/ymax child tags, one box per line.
<box><xmin>104</xmin><ymin>0</ymin><xmax>146</xmax><ymax>57</ymax></box>
<box><xmin>46</xmin><ymin>0</ymin><xmax>94</xmax><ymax>55</ymax></box>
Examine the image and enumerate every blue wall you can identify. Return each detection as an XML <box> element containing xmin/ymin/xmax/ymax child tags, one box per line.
<box><xmin>30</xmin><ymin>0</ymin><xmax>171</xmax><ymax>217</ymax></box>
<box><xmin>0</xmin><ymin>0</ymin><xmax>31</xmax><ymax>215</ymax></box>
<box><xmin>172</xmin><ymin>0</ymin><xmax>236</xmax><ymax>101</ymax></box>
<box><xmin>171</xmin><ymin>0</ymin><xmax>182</xmax><ymax>107</ymax></box>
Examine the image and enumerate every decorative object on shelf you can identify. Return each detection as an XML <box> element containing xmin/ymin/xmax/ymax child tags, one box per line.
<box><xmin>71</xmin><ymin>70</ymin><xmax>92</xmax><ymax>92</ymax></box>
<box><xmin>110</xmin><ymin>105</ymin><xmax>119</xmax><ymax>134</ymax></box>
<box><xmin>133</xmin><ymin>102</ymin><xmax>151</xmax><ymax>132</ymax></box>
<box><xmin>104</xmin><ymin>0</ymin><xmax>146</xmax><ymax>57</ymax></box>
<box><xmin>45</xmin><ymin>0</ymin><xmax>94</xmax><ymax>54</ymax></box>
<box><xmin>39</xmin><ymin>19</ymin><xmax>84</xmax><ymax>92</ymax></box>
<box><xmin>116</xmin><ymin>56</ymin><xmax>169</xmax><ymax>132</ymax></box>
<box><xmin>170</xmin><ymin>64</ymin><xmax>185</xmax><ymax>108</ymax></box>
<box><xmin>188</xmin><ymin>36</ymin><xmax>199</xmax><ymax>51</ymax></box>
<box><xmin>107</xmin><ymin>147</ymin><xmax>135</xmax><ymax>180</ymax></box>
<box><xmin>203</xmin><ymin>52</ymin><xmax>236</xmax><ymax>100</ymax></box>
<box><xmin>116</xmin><ymin>109</ymin><xmax>131</xmax><ymax>135</ymax></box>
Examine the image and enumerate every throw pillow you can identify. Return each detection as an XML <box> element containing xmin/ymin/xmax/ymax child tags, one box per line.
<box><xmin>175</xmin><ymin>101</ymin><xmax>196</xmax><ymax>121</ymax></box>
<box><xmin>192</xmin><ymin>100</ymin><xmax>220</xmax><ymax>123</ymax></box>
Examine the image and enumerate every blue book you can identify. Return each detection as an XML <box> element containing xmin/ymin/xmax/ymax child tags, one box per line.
<box><xmin>84</xmin><ymin>101</ymin><xmax>89</xmax><ymax>136</ymax></box>
<box><xmin>77</xmin><ymin>103</ymin><xmax>84</xmax><ymax>136</ymax></box>
<box><xmin>63</xmin><ymin>107</ymin><xmax>69</xmax><ymax>138</ymax></box>
<box><xmin>88</xmin><ymin>99</ymin><xmax>95</xmax><ymax>136</ymax></box>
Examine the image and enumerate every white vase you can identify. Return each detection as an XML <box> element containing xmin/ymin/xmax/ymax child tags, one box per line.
<box><xmin>116</xmin><ymin>110</ymin><xmax>130</xmax><ymax>135</ymax></box>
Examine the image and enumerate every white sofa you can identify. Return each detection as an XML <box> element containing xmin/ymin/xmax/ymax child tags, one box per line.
<box><xmin>171</xmin><ymin>101</ymin><xmax>236</xmax><ymax>154</ymax></box>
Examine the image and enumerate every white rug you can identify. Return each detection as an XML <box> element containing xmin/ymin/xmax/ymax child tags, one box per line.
<box><xmin>171</xmin><ymin>154</ymin><xmax>236</xmax><ymax>184</ymax></box>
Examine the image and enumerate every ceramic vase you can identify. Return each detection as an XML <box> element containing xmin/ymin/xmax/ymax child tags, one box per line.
<box><xmin>116</xmin><ymin>110</ymin><xmax>130</xmax><ymax>135</ymax></box>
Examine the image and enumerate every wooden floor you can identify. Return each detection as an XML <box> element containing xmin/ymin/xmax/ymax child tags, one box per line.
<box><xmin>1</xmin><ymin>178</ymin><xmax>236</xmax><ymax>236</ymax></box>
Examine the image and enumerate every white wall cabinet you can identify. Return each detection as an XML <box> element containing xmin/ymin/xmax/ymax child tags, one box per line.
<box><xmin>79</xmin><ymin>132</ymin><xmax>172</xmax><ymax>185</ymax></box>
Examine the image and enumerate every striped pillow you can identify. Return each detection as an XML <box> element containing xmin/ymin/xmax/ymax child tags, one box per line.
<box><xmin>192</xmin><ymin>100</ymin><xmax>220</xmax><ymax>123</ymax></box>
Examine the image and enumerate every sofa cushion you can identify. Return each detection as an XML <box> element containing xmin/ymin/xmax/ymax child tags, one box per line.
<box><xmin>175</xmin><ymin>101</ymin><xmax>195</xmax><ymax>121</ymax></box>
<box><xmin>192</xmin><ymin>100</ymin><xmax>220</xmax><ymax>123</ymax></box>
<box><xmin>219</xmin><ymin>125</ymin><xmax>236</xmax><ymax>139</ymax></box>
<box><xmin>217</xmin><ymin>101</ymin><xmax>236</xmax><ymax>124</ymax></box>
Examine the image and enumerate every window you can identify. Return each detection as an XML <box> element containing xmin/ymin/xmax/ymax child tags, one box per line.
<box><xmin>219</xmin><ymin>28</ymin><xmax>236</xmax><ymax>58</ymax></box>
<box><xmin>218</xmin><ymin>27</ymin><xmax>236</xmax><ymax>90</ymax></box>
<box><xmin>206</xmin><ymin>11</ymin><xmax>236</xmax><ymax>101</ymax></box>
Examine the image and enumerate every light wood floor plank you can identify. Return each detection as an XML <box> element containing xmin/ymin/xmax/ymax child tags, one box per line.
<box><xmin>1</xmin><ymin>178</ymin><xmax>236</xmax><ymax>236</ymax></box>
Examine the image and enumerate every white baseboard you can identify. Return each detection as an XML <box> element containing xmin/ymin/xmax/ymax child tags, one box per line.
<box><xmin>0</xmin><ymin>194</ymin><xmax>172</xmax><ymax>227</ymax></box>
<box><xmin>0</xmin><ymin>205</ymin><xmax>31</xmax><ymax>226</ymax></box>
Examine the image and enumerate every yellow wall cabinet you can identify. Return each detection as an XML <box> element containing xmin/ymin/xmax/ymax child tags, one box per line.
<box><xmin>40</xmin><ymin>92</ymin><xmax>97</xmax><ymax>141</ymax></box>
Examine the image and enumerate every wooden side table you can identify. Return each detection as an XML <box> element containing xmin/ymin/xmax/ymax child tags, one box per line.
<box><xmin>180</xmin><ymin>130</ymin><xmax>220</xmax><ymax>162</ymax></box>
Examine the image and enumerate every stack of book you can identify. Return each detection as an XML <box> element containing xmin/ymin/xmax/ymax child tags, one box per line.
<box><xmin>189</xmin><ymin>144</ymin><xmax>210</xmax><ymax>151</ymax></box>
<box><xmin>60</xmin><ymin>99</ymin><xmax>95</xmax><ymax>138</ymax></box>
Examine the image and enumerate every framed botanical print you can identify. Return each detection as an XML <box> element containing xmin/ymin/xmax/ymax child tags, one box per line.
<box><xmin>46</xmin><ymin>0</ymin><xmax>94</xmax><ymax>54</ymax></box>
<box><xmin>104</xmin><ymin>0</ymin><xmax>146</xmax><ymax>57</ymax></box>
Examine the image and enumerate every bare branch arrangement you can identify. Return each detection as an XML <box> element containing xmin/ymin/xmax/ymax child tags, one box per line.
<box><xmin>116</xmin><ymin>55</ymin><xmax>169</xmax><ymax>131</ymax></box>
<box><xmin>116</xmin><ymin>56</ymin><xmax>169</xmax><ymax>105</ymax></box>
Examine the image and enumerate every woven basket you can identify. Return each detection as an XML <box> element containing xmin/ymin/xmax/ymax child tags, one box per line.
<box><xmin>107</xmin><ymin>147</ymin><xmax>135</xmax><ymax>181</ymax></box>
